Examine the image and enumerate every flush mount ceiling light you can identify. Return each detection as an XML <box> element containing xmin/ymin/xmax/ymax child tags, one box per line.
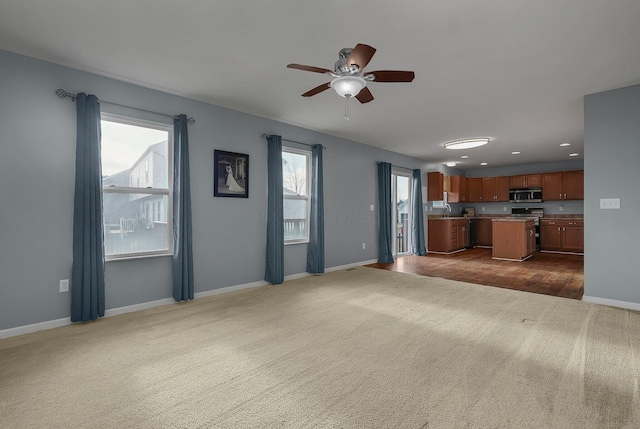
<box><xmin>569</xmin><ymin>153</ymin><xmax>579</xmax><ymax>157</ymax></box>
<box><xmin>446</xmin><ymin>161</ymin><xmax>457</xmax><ymax>167</ymax></box>
<box><xmin>512</xmin><ymin>151</ymin><xmax>521</xmax><ymax>155</ymax></box>
<box><xmin>560</xmin><ymin>143</ymin><xmax>571</xmax><ymax>147</ymax></box>
<box><xmin>480</xmin><ymin>162</ymin><xmax>488</xmax><ymax>166</ymax></box>
<box><xmin>444</xmin><ymin>138</ymin><xmax>489</xmax><ymax>150</ymax></box>
<box><xmin>460</xmin><ymin>155</ymin><xmax>469</xmax><ymax>159</ymax></box>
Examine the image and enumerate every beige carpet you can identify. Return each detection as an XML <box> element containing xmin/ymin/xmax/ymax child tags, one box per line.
<box><xmin>1</xmin><ymin>267</ymin><xmax>639</xmax><ymax>428</ymax></box>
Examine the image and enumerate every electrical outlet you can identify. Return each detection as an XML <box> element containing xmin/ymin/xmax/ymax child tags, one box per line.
<box><xmin>503</xmin><ymin>207</ymin><xmax>507</xmax><ymax>212</ymax></box>
<box><xmin>370</xmin><ymin>204</ymin><xmax>374</xmax><ymax>211</ymax></box>
<box><xmin>362</xmin><ymin>243</ymin><xmax>366</xmax><ymax>250</ymax></box>
<box><xmin>559</xmin><ymin>205</ymin><xmax>564</xmax><ymax>212</ymax></box>
<box><xmin>482</xmin><ymin>207</ymin><xmax>486</xmax><ymax>212</ymax></box>
<box><xmin>59</xmin><ymin>279</ymin><xmax>69</xmax><ymax>293</ymax></box>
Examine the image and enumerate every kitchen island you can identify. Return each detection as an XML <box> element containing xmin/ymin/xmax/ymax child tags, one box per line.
<box><xmin>491</xmin><ymin>218</ymin><xmax>536</xmax><ymax>261</ymax></box>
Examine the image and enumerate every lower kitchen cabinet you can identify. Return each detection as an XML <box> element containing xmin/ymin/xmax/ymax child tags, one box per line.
<box><xmin>540</xmin><ymin>219</ymin><xmax>584</xmax><ymax>254</ymax></box>
<box><xmin>428</xmin><ymin>218</ymin><xmax>469</xmax><ymax>254</ymax></box>
<box><xmin>492</xmin><ymin>219</ymin><xmax>535</xmax><ymax>261</ymax></box>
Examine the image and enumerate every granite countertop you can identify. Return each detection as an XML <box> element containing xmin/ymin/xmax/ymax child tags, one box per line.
<box><xmin>492</xmin><ymin>217</ymin><xmax>537</xmax><ymax>222</ymax></box>
<box><xmin>428</xmin><ymin>214</ymin><xmax>584</xmax><ymax>220</ymax></box>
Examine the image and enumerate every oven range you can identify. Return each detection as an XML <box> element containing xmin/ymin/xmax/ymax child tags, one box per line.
<box><xmin>510</xmin><ymin>207</ymin><xmax>544</xmax><ymax>250</ymax></box>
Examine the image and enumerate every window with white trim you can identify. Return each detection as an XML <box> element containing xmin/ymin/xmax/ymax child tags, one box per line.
<box><xmin>101</xmin><ymin>114</ymin><xmax>173</xmax><ymax>259</ymax></box>
<box><xmin>282</xmin><ymin>147</ymin><xmax>311</xmax><ymax>244</ymax></box>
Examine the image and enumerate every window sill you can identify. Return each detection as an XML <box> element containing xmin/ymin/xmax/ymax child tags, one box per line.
<box><xmin>106</xmin><ymin>252</ymin><xmax>172</xmax><ymax>262</ymax></box>
<box><xmin>285</xmin><ymin>240</ymin><xmax>309</xmax><ymax>246</ymax></box>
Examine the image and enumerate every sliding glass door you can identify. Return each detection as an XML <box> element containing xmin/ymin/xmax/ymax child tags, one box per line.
<box><xmin>392</xmin><ymin>172</ymin><xmax>412</xmax><ymax>256</ymax></box>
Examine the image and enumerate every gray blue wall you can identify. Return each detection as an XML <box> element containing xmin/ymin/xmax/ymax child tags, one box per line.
<box><xmin>584</xmin><ymin>84</ymin><xmax>640</xmax><ymax>304</ymax></box>
<box><xmin>0</xmin><ymin>50</ymin><xmax>428</xmax><ymax>330</ymax></box>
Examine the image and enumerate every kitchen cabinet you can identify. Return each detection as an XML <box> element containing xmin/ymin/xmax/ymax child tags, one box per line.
<box><xmin>542</xmin><ymin>171</ymin><xmax>584</xmax><ymax>201</ymax></box>
<box><xmin>474</xmin><ymin>219</ymin><xmax>493</xmax><ymax>247</ymax></box>
<box><xmin>428</xmin><ymin>171</ymin><xmax>444</xmax><ymax>201</ymax></box>
<box><xmin>468</xmin><ymin>178</ymin><xmax>483</xmax><ymax>202</ymax></box>
<box><xmin>428</xmin><ymin>218</ymin><xmax>469</xmax><ymax>253</ymax></box>
<box><xmin>492</xmin><ymin>219</ymin><xmax>536</xmax><ymax>261</ymax></box>
<box><xmin>509</xmin><ymin>174</ymin><xmax>541</xmax><ymax>189</ymax></box>
<box><xmin>481</xmin><ymin>176</ymin><xmax>510</xmax><ymax>202</ymax></box>
<box><xmin>448</xmin><ymin>175</ymin><xmax>468</xmax><ymax>202</ymax></box>
<box><xmin>540</xmin><ymin>219</ymin><xmax>584</xmax><ymax>253</ymax></box>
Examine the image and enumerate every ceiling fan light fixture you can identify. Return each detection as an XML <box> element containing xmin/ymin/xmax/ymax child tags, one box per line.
<box><xmin>444</xmin><ymin>138</ymin><xmax>489</xmax><ymax>150</ymax></box>
<box><xmin>330</xmin><ymin>76</ymin><xmax>366</xmax><ymax>98</ymax></box>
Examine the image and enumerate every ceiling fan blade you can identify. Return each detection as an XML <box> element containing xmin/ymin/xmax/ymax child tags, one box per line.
<box><xmin>301</xmin><ymin>82</ymin><xmax>331</xmax><ymax>97</ymax></box>
<box><xmin>347</xmin><ymin>44</ymin><xmax>376</xmax><ymax>70</ymax></box>
<box><xmin>355</xmin><ymin>87</ymin><xmax>374</xmax><ymax>104</ymax></box>
<box><xmin>368</xmin><ymin>70</ymin><xmax>415</xmax><ymax>82</ymax></box>
<box><xmin>287</xmin><ymin>64</ymin><xmax>333</xmax><ymax>74</ymax></box>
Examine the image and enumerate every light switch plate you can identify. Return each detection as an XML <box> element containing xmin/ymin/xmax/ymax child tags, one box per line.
<box><xmin>600</xmin><ymin>198</ymin><xmax>621</xmax><ymax>209</ymax></box>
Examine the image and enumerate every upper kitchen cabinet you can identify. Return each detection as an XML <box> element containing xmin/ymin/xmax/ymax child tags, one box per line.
<box><xmin>468</xmin><ymin>178</ymin><xmax>483</xmax><ymax>202</ymax></box>
<box><xmin>427</xmin><ymin>171</ymin><xmax>444</xmax><ymax>201</ymax></box>
<box><xmin>542</xmin><ymin>171</ymin><xmax>584</xmax><ymax>201</ymax></box>
<box><xmin>447</xmin><ymin>175</ymin><xmax>468</xmax><ymax>202</ymax></box>
<box><xmin>481</xmin><ymin>177</ymin><xmax>510</xmax><ymax>202</ymax></box>
<box><xmin>509</xmin><ymin>174</ymin><xmax>541</xmax><ymax>189</ymax></box>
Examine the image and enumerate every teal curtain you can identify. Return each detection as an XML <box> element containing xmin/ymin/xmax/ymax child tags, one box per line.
<box><xmin>71</xmin><ymin>93</ymin><xmax>105</xmax><ymax>322</ymax></box>
<box><xmin>411</xmin><ymin>169</ymin><xmax>427</xmax><ymax>256</ymax></box>
<box><xmin>377</xmin><ymin>162</ymin><xmax>394</xmax><ymax>263</ymax></box>
<box><xmin>265</xmin><ymin>135</ymin><xmax>284</xmax><ymax>284</ymax></box>
<box><xmin>172</xmin><ymin>114</ymin><xmax>194</xmax><ymax>301</ymax></box>
<box><xmin>306</xmin><ymin>144</ymin><xmax>325</xmax><ymax>274</ymax></box>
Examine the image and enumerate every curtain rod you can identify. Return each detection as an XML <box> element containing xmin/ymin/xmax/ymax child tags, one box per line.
<box><xmin>377</xmin><ymin>161</ymin><xmax>415</xmax><ymax>172</ymax></box>
<box><xmin>262</xmin><ymin>134</ymin><xmax>325</xmax><ymax>149</ymax></box>
<box><xmin>55</xmin><ymin>89</ymin><xmax>195</xmax><ymax>124</ymax></box>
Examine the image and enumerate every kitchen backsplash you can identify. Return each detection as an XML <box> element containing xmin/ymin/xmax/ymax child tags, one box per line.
<box><xmin>428</xmin><ymin>200</ymin><xmax>583</xmax><ymax>216</ymax></box>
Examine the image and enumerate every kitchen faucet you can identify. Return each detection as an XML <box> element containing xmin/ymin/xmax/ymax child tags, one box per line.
<box><xmin>443</xmin><ymin>203</ymin><xmax>452</xmax><ymax>216</ymax></box>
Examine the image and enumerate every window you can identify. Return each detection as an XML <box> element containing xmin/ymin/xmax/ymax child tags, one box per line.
<box><xmin>101</xmin><ymin>114</ymin><xmax>173</xmax><ymax>259</ymax></box>
<box><xmin>282</xmin><ymin>147</ymin><xmax>310</xmax><ymax>244</ymax></box>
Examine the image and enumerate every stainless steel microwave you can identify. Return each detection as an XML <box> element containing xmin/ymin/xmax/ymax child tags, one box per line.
<box><xmin>509</xmin><ymin>188</ymin><xmax>543</xmax><ymax>203</ymax></box>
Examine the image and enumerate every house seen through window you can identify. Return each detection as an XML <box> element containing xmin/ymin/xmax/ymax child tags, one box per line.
<box><xmin>282</xmin><ymin>147</ymin><xmax>310</xmax><ymax>244</ymax></box>
<box><xmin>101</xmin><ymin>114</ymin><xmax>173</xmax><ymax>259</ymax></box>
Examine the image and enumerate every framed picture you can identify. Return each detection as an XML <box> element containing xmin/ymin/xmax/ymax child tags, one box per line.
<box><xmin>214</xmin><ymin>150</ymin><xmax>249</xmax><ymax>198</ymax></box>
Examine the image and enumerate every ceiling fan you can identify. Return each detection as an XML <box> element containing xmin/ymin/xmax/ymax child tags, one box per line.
<box><xmin>287</xmin><ymin>43</ymin><xmax>415</xmax><ymax>118</ymax></box>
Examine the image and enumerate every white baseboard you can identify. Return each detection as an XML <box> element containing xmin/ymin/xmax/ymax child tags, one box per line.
<box><xmin>582</xmin><ymin>295</ymin><xmax>640</xmax><ymax>312</ymax></box>
<box><xmin>195</xmin><ymin>279</ymin><xmax>269</xmax><ymax>298</ymax></box>
<box><xmin>0</xmin><ymin>259</ymin><xmax>379</xmax><ymax>340</ymax></box>
<box><xmin>0</xmin><ymin>317</ymin><xmax>72</xmax><ymax>339</ymax></box>
<box><xmin>104</xmin><ymin>297</ymin><xmax>175</xmax><ymax>317</ymax></box>
<box><xmin>326</xmin><ymin>259</ymin><xmax>378</xmax><ymax>272</ymax></box>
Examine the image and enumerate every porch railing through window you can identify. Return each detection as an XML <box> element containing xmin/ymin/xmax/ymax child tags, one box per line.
<box><xmin>284</xmin><ymin>218</ymin><xmax>306</xmax><ymax>240</ymax></box>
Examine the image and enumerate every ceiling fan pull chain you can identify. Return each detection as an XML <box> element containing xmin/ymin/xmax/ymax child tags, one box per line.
<box><xmin>345</xmin><ymin>96</ymin><xmax>350</xmax><ymax>121</ymax></box>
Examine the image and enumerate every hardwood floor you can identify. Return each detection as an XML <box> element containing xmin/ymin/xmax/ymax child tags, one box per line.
<box><xmin>366</xmin><ymin>248</ymin><xmax>584</xmax><ymax>299</ymax></box>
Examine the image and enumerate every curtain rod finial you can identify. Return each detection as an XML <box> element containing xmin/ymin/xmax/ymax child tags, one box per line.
<box><xmin>56</xmin><ymin>89</ymin><xmax>76</xmax><ymax>101</ymax></box>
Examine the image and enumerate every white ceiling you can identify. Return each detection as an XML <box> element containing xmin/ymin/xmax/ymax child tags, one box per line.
<box><xmin>2</xmin><ymin>1</ymin><xmax>640</xmax><ymax>170</ymax></box>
